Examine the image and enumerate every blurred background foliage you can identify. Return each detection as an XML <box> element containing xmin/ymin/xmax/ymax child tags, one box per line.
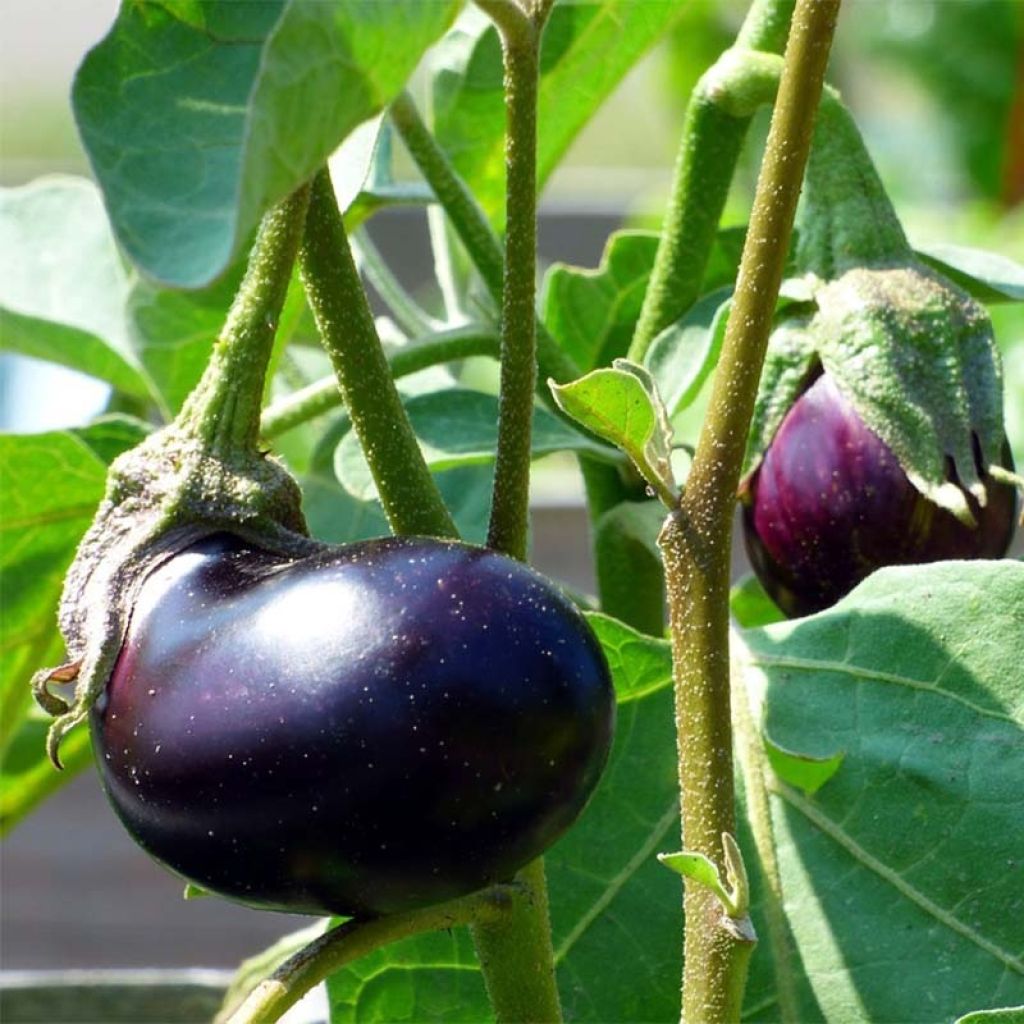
<box><xmin>1</xmin><ymin>0</ymin><xmax>1021</xmax><ymax>460</ymax></box>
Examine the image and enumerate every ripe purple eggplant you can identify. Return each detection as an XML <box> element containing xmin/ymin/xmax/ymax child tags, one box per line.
<box><xmin>92</xmin><ymin>533</ymin><xmax>615</xmax><ymax>917</ymax></box>
<box><xmin>741</xmin><ymin>373</ymin><xmax>1017</xmax><ymax>617</ymax></box>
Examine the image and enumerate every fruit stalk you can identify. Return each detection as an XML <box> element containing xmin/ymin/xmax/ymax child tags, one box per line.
<box><xmin>627</xmin><ymin>0</ymin><xmax>796</xmax><ymax>363</ymax></box>
<box><xmin>176</xmin><ymin>186</ymin><xmax>312</xmax><ymax>454</ymax></box>
<box><xmin>390</xmin><ymin>84</ymin><xmax>641</xmax><ymax>628</ymax></box>
<box><xmin>299</xmin><ymin>168</ymin><xmax>457</xmax><ymax>539</ymax></box>
<box><xmin>225</xmin><ymin>887</ymin><xmax>512</xmax><ymax>1024</ymax></box>
<box><xmin>658</xmin><ymin>0</ymin><xmax>840</xmax><ymax>1019</ymax></box>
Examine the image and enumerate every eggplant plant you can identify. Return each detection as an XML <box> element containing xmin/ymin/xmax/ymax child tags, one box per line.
<box><xmin>2</xmin><ymin>1</ymin><xmax>1022</xmax><ymax>1022</ymax></box>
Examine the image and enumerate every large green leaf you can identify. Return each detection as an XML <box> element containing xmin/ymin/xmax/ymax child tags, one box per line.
<box><xmin>73</xmin><ymin>1</ymin><xmax>461</xmax><ymax>286</ymax></box>
<box><xmin>431</xmin><ymin>2</ymin><xmax>683</xmax><ymax>225</ymax></box>
<box><xmin>334</xmin><ymin>389</ymin><xmax>611</xmax><ymax>501</ymax></box>
<box><xmin>0</xmin><ymin>178</ymin><xmax>151</xmax><ymax>399</ymax></box>
<box><xmin>738</xmin><ymin>560</ymin><xmax>1024</xmax><ymax>1021</ymax></box>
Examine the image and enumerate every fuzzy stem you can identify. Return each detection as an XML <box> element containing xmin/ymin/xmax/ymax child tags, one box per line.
<box><xmin>177</xmin><ymin>186</ymin><xmax>311</xmax><ymax>454</ymax></box>
<box><xmin>260</xmin><ymin>326</ymin><xmax>500</xmax><ymax>439</ymax></box>
<box><xmin>485</xmin><ymin>10</ymin><xmax>540</xmax><ymax>561</ymax></box>
<box><xmin>300</xmin><ymin>168</ymin><xmax>457</xmax><ymax>539</ymax></box>
<box><xmin>454</xmin><ymin>5</ymin><xmax>563</xmax><ymax>1021</ymax></box>
<box><xmin>658</xmin><ymin>1</ymin><xmax>841</xmax><ymax>1020</ymax></box>
<box><xmin>731</xmin><ymin>635</ymin><xmax>799</xmax><ymax>1023</ymax></box>
<box><xmin>627</xmin><ymin>0</ymin><xmax>797</xmax><ymax>364</ymax></box>
<box><xmin>224</xmin><ymin>888</ymin><xmax>511</xmax><ymax>1024</ymax></box>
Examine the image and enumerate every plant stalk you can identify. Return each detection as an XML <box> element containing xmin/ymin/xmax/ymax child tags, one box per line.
<box><xmin>658</xmin><ymin>0</ymin><xmax>840</xmax><ymax>1020</ymax></box>
<box><xmin>627</xmin><ymin>0</ymin><xmax>796</xmax><ymax>363</ymax></box>
<box><xmin>456</xmin><ymin>4</ymin><xmax>563</xmax><ymax>1021</ymax></box>
<box><xmin>177</xmin><ymin>186</ymin><xmax>311</xmax><ymax>454</ymax></box>
<box><xmin>485</xmin><ymin>9</ymin><xmax>541</xmax><ymax>561</ymax></box>
<box><xmin>300</xmin><ymin>168</ymin><xmax>457</xmax><ymax>540</ymax></box>
<box><xmin>224</xmin><ymin>887</ymin><xmax>511</xmax><ymax>1024</ymax></box>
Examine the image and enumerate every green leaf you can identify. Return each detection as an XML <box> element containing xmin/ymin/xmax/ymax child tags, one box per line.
<box><xmin>127</xmin><ymin>263</ymin><xmax>245</xmax><ymax>417</ymax></box>
<box><xmin>73</xmin><ymin>1</ymin><xmax>461</xmax><ymax>286</ymax></box>
<box><xmin>737</xmin><ymin>560</ymin><xmax>1024</xmax><ymax>1021</ymax></box>
<box><xmin>542</xmin><ymin>231</ymin><xmax>660</xmax><ymax>372</ymax></box>
<box><xmin>550</xmin><ymin>362</ymin><xmax>677</xmax><ymax>505</ymax></box>
<box><xmin>645</xmin><ymin>287</ymin><xmax>732</xmax><ymax>416</ymax></box>
<box><xmin>431</xmin><ymin>2</ymin><xmax>684</xmax><ymax>225</ymax></box>
<box><xmin>334</xmin><ymin>389</ymin><xmax>610</xmax><ymax>501</ymax></box>
<box><xmin>593</xmin><ymin>500</ymin><xmax>666</xmax><ymax>637</ymax></box>
<box><xmin>0</xmin><ymin>178</ymin><xmax>150</xmax><ymax>399</ymax></box>
<box><xmin>917</xmin><ymin>243</ymin><xmax>1024</xmax><ymax>304</ymax></box>
<box><xmin>584</xmin><ymin>611</ymin><xmax>671</xmax><ymax>704</ymax></box>
<box><xmin>729</xmin><ymin>573</ymin><xmax>785</xmax><ymax>629</ymax></box>
<box><xmin>957</xmin><ymin>1008</ymin><xmax>1024</xmax><ymax>1024</ymax></box>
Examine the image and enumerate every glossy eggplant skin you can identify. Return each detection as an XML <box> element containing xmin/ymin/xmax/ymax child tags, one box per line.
<box><xmin>742</xmin><ymin>373</ymin><xmax>1017</xmax><ymax>618</ymax></box>
<box><xmin>92</xmin><ymin>534</ymin><xmax>615</xmax><ymax>918</ymax></box>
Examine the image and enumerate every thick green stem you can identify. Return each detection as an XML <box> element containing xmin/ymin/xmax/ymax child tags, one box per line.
<box><xmin>300</xmin><ymin>168</ymin><xmax>457</xmax><ymax>539</ymax></box>
<box><xmin>797</xmin><ymin>92</ymin><xmax>913</xmax><ymax>277</ymax></box>
<box><xmin>659</xmin><ymin>0</ymin><xmax>841</xmax><ymax>1020</ymax></box>
<box><xmin>471</xmin><ymin>858</ymin><xmax>563</xmax><ymax>1024</ymax></box>
<box><xmin>486</xmin><ymin>14</ymin><xmax>540</xmax><ymax>561</ymax></box>
<box><xmin>452</xmin><ymin>5</ymin><xmax>563</xmax><ymax>1022</ymax></box>
<box><xmin>627</xmin><ymin>0</ymin><xmax>797</xmax><ymax>364</ymax></box>
<box><xmin>260</xmin><ymin>326</ymin><xmax>499</xmax><ymax>439</ymax></box>
<box><xmin>177</xmin><ymin>186</ymin><xmax>311</xmax><ymax>454</ymax></box>
<box><xmin>224</xmin><ymin>887</ymin><xmax>511</xmax><ymax>1024</ymax></box>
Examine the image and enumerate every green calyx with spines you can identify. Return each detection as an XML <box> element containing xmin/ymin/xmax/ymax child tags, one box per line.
<box><xmin>746</xmin><ymin>90</ymin><xmax>1010</xmax><ymax>522</ymax></box>
<box><xmin>33</xmin><ymin>186</ymin><xmax>318</xmax><ymax>767</ymax></box>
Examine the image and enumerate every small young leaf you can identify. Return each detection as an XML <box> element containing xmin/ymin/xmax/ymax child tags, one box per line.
<box><xmin>763</xmin><ymin>738</ymin><xmax>845</xmax><ymax>796</ymax></box>
<box><xmin>550</xmin><ymin>363</ymin><xmax>678</xmax><ymax>506</ymax></box>
<box><xmin>645</xmin><ymin>287</ymin><xmax>732</xmax><ymax>415</ymax></box>
<box><xmin>917</xmin><ymin>243</ymin><xmax>1024</xmax><ymax>304</ymax></box>
<box><xmin>658</xmin><ymin>849</ymin><xmax>726</xmax><ymax>893</ymax></box>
